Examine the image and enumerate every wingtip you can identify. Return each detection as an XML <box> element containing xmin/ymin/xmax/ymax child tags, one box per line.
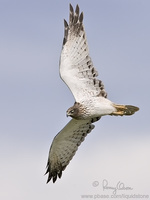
<box><xmin>75</xmin><ymin>4</ymin><xmax>79</xmax><ymax>15</ymax></box>
<box><xmin>45</xmin><ymin>161</ymin><xmax>64</xmax><ymax>184</ymax></box>
<box><xmin>64</xmin><ymin>19</ymin><xmax>68</xmax><ymax>27</ymax></box>
<box><xmin>79</xmin><ymin>12</ymin><xmax>83</xmax><ymax>23</ymax></box>
<box><xmin>69</xmin><ymin>4</ymin><xmax>81</xmax><ymax>17</ymax></box>
<box><xmin>46</xmin><ymin>171</ymin><xmax>62</xmax><ymax>184</ymax></box>
<box><xmin>69</xmin><ymin>3</ymin><xmax>73</xmax><ymax>13</ymax></box>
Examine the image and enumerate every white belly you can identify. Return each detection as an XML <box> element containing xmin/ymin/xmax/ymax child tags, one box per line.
<box><xmin>82</xmin><ymin>97</ymin><xmax>116</xmax><ymax>118</ymax></box>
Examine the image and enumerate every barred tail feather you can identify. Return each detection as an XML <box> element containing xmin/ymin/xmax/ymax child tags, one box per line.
<box><xmin>111</xmin><ymin>104</ymin><xmax>139</xmax><ymax>116</ymax></box>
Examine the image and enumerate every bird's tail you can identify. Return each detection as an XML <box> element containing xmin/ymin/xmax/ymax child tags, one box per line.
<box><xmin>111</xmin><ymin>104</ymin><xmax>139</xmax><ymax>116</ymax></box>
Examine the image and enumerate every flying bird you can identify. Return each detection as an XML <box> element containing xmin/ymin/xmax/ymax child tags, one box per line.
<box><xmin>45</xmin><ymin>4</ymin><xmax>139</xmax><ymax>183</ymax></box>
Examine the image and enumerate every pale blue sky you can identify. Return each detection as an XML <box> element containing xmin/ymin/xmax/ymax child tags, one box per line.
<box><xmin>0</xmin><ymin>0</ymin><xmax>150</xmax><ymax>199</ymax></box>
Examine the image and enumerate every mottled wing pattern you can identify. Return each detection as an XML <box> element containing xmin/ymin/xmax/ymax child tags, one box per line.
<box><xmin>45</xmin><ymin>117</ymin><xmax>100</xmax><ymax>183</ymax></box>
<box><xmin>60</xmin><ymin>4</ymin><xmax>107</xmax><ymax>102</ymax></box>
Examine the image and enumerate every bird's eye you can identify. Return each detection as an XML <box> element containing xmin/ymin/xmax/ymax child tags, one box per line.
<box><xmin>70</xmin><ymin>110</ymin><xmax>74</xmax><ymax>114</ymax></box>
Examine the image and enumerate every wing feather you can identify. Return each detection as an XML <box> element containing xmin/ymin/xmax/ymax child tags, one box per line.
<box><xmin>60</xmin><ymin>4</ymin><xmax>107</xmax><ymax>102</ymax></box>
<box><xmin>45</xmin><ymin>117</ymin><xmax>100</xmax><ymax>183</ymax></box>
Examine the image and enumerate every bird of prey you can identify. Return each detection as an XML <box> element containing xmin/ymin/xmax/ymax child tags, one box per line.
<box><xmin>45</xmin><ymin>4</ymin><xmax>139</xmax><ymax>183</ymax></box>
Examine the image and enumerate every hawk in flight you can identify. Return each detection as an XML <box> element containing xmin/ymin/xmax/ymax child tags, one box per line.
<box><xmin>45</xmin><ymin>4</ymin><xmax>139</xmax><ymax>183</ymax></box>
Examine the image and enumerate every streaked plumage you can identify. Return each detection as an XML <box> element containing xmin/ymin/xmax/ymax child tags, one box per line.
<box><xmin>45</xmin><ymin>4</ymin><xmax>139</xmax><ymax>183</ymax></box>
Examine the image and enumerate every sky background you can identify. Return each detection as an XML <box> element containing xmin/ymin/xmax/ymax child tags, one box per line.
<box><xmin>0</xmin><ymin>0</ymin><xmax>150</xmax><ymax>199</ymax></box>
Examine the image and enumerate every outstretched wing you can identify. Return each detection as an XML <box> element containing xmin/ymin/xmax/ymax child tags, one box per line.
<box><xmin>60</xmin><ymin>4</ymin><xmax>107</xmax><ymax>102</ymax></box>
<box><xmin>45</xmin><ymin>117</ymin><xmax>100</xmax><ymax>183</ymax></box>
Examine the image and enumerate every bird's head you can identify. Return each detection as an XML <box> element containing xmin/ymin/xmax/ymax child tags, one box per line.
<box><xmin>66</xmin><ymin>106</ymin><xmax>79</xmax><ymax>119</ymax></box>
<box><xmin>66</xmin><ymin>102</ymin><xmax>87</xmax><ymax>120</ymax></box>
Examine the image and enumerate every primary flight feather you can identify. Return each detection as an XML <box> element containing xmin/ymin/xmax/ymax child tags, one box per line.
<box><xmin>45</xmin><ymin>4</ymin><xmax>139</xmax><ymax>183</ymax></box>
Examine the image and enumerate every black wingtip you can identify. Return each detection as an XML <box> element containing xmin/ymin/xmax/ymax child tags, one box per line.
<box><xmin>46</xmin><ymin>171</ymin><xmax>62</xmax><ymax>184</ymax></box>
<box><xmin>79</xmin><ymin>12</ymin><xmax>83</xmax><ymax>23</ymax></box>
<box><xmin>69</xmin><ymin>3</ymin><xmax>73</xmax><ymax>13</ymax></box>
<box><xmin>45</xmin><ymin>160</ymin><xmax>64</xmax><ymax>184</ymax></box>
<box><xmin>75</xmin><ymin>4</ymin><xmax>79</xmax><ymax>15</ymax></box>
<box><xmin>64</xmin><ymin>19</ymin><xmax>68</xmax><ymax>28</ymax></box>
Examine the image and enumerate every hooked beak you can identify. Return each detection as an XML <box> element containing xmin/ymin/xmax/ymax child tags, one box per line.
<box><xmin>66</xmin><ymin>111</ymin><xmax>69</xmax><ymax>117</ymax></box>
